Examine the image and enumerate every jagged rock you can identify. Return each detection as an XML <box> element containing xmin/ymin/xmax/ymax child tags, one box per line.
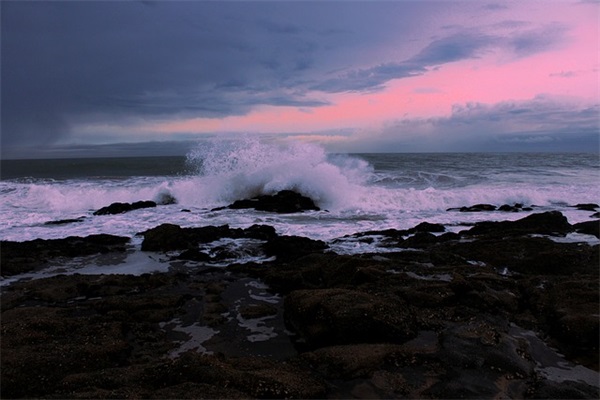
<box><xmin>498</xmin><ymin>203</ymin><xmax>533</xmax><ymax>212</ymax></box>
<box><xmin>154</xmin><ymin>190</ymin><xmax>178</xmax><ymax>205</ymax></box>
<box><xmin>465</xmin><ymin>211</ymin><xmax>572</xmax><ymax>237</ymax></box>
<box><xmin>448</xmin><ymin>236</ymin><xmax>598</xmax><ymax>275</ymax></box>
<box><xmin>284</xmin><ymin>288</ymin><xmax>416</xmax><ymax>349</ymax></box>
<box><xmin>0</xmin><ymin>234</ymin><xmax>130</xmax><ymax>276</ymax></box>
<box><xmin>407</xmin><ymin>221</ymin><xmax>445</xmax><ymax>233</ymax></box>
<box><xmin>263</xmin><ymin>235</ymin><xmax>327</xmax><ymax>262</ymax></box>
<box><xmin>140</xmin><ymin>223</ymin><xmax>277</xmax><ymax>252</ymax></box>
<box><xmin>573</xmin><ymin>220</ymin><xmax>600</xmax><ymax>238</ymax></box>
<box><xmin>93</xmin><ymin>200</ymin><xmax>156</xmax><ymax>215</ymax></box>
<box><xmin>216</xmin><ymin>190</ymin><xmax>320</xmax><ymax>213</ymax></box>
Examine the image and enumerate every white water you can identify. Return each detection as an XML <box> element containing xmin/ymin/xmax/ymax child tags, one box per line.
<box><xmin>1</xmin><ymin>139</ymin><xmax>598</xmax><ymax>242</ymax></box>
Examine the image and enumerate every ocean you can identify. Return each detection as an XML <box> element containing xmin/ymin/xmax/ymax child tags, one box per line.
<box><xmin>1</xmin><ymin>139</ymin><xmax>598</xmax><ymax>255</ymax></box>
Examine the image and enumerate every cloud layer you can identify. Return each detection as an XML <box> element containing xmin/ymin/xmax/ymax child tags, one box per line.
<box><xmin>1</xmin><ymin>0</ymin><xmax>597</xmax><ymax>157</ymax></box>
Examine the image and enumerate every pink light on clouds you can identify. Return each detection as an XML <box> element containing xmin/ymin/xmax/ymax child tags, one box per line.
<box><xmin>138</xmin><ymin>0</ymin><xmax>597</xmax><ymax>144</ymax></box>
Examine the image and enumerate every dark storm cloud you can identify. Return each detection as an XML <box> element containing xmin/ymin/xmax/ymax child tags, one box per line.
<box><xmin>1</xmin><ymin>0</ymin><xmax>332</xmax><ymax>149</ymax></box>
<box><xmin>0</xmin><ymin>0</ymin><xmax>578</xmax><ymax>157</ymax></box>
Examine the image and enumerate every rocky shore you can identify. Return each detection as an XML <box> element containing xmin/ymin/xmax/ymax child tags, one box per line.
<box><xmin>1</xmin><ymin>195</ymin><xmax>599</xmax><ymax>399</ymax></box>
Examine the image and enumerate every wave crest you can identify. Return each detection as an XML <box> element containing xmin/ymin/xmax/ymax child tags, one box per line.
<box><xmin>184</xmin><ymin>138</ymin><xmax>373</xmax><ymax>209</ymax></box>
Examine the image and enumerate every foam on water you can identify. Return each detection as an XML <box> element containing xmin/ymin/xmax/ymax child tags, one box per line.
<box><xmin>0</xmin><ymin>139</ymin><xmax>598</xmax><ymax>242</ymax></box>
<box><xmin>183</xmin><ymin>138</ymin><xmax>373</xmax><ymax>210</ymax></box>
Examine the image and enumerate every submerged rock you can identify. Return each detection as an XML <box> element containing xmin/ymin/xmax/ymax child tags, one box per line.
<box><xmin>93</xmin><ymin>200</ymin><xmax>156</xmax><ymax>215</ymax></box>
<box><xmin>216</xmin><ymin>190</ymin><xmax>320</xmax><ymax>213</ymax></box>
<box><xmin>44</xmin><ymin>217</ymin><xmax>86</xmax><ymax>225</ymax></box>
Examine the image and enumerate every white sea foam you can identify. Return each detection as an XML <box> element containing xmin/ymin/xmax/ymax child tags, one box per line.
<box><xmin>0</xmin><ymin>140</ymin><xmax>597</xmax><ymax>242</ymax></box>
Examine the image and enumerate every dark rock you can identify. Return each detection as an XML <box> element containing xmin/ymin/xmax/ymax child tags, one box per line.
<box><xmin>529</xmin><ymin>379</ymin><xmax>599</xmax><ymax>399</ymax></box>
<box><xmin>495</xmin><ymin>203</ymin><xmax>534</xmax><ymax>212</ymax></box>
<box><xmin>238</xmin><ymin>304</ymin><xmax>278</xmax><ymax>319</ymax></box>
<box><xmin>591</xmin><ymin>212</ymin><xmax>600</xmax><ymax>218</ymax></box>
<box><xmin>140</xmin><ymin>223</ymin><xmax>189</xmax><ymax>251</ymax></box>
<box><xmin>93</xmin><ymin>200</ymin><xmax>157</xmax><ymax>215</ymax></box>
<box><xmin>447</xmin><ymin>236</ymin><xmax>598</xmax><ymax>275</ymax></box>
<box><xmin>465</xmin><ymin>211</ymin><xmax>572</xmax><ymax>236</ymax></box>
<box><xmin>140</xmin><ymin>223</ymin><xmax>278</xmax><ymax>252</ymax></box>
<box><xmin>573</xmin><ymin>203</ymin><xmax>599</xmax><ymax>211</ymax></box>
<box><xmin>263</xmin><ymin>235</ymin><xmax>327</xmax><ymax>262</ymax></box>
<box><xmin>220</xmin><ymin>190</ymin><xmax>320</xmax><ymax>213</ymax></box>
<box><xmin>448</xmin><ymin>204</ymin><xmax>497</xmax><ymax>212</ymax></box>
<box><xmin>44</xmin><ymin>217</ymin><xmax>86</xmax><ymax>225</ymax></box>
<box><xmin>154</xmin><ymin>190</ymin><xmax>178</xmax><ymax>205</ymax></box>
<box><xmin>0</xmin><ymin>234</ymin><xmax>130</xmax><ymax>276</ymax></box>
<box><xmin>573</xmin><ymin>220</ymin><xmax>600</xmax><ymax>238</ymax></box>
<box><xmin>400</xmin><ymin>232</ymin><xmax>439</xmax><ymax>248</ymax></box>
<box><xmin>284</xmin><ymin>288</ymin><xmax>416</xmax><ymax>349</ymax></box>
<box><xmin>175</xmin><ymin>248</ymin><xmax>212</xmax><ymax>262</ymax></box>
<box><xmin>300</xmin><ymin>343</ymin><xmax>407</xmax><ymax>380</ymax></box>
<box><xmin>408</xmin><ymin>221</ymin><xmax>445</xmax><ymax>233</ymax></box>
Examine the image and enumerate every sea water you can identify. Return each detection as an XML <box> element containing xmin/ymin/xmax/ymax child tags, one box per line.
<box><xmin>1</xmin><ymin>138</ymin><xmax>598</xmax><ymax>245</ymax></box>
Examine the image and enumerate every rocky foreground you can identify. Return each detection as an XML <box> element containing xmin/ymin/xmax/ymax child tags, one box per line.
<box><xmin>1</xmin><ymin>206</ymin><xmax>599</xmax><ymax>398</ymax></box>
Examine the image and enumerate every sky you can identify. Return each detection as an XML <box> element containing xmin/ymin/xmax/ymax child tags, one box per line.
<box><xmin>1</xmin><ymin>0</ymin><xmax>599</xmax><ymax>159</ymax></box>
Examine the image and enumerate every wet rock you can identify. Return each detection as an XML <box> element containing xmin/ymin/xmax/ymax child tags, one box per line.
<box><xmin>143</xmin><ymin>352</ymin><xmax>327</xmax><ymax>399</ymax></box>
<box><xmin>573</xmin><ymin>220</ymin><xmax>600</xmax><ymax>238</ymax></box>
<box><xmin>0</xmin><ymin>234</ymin><xmax>130</xmax><ymax>276</ymax></box>
<box><xmin>572</xmin><ymin>203</ymin><xmax>599</xmax><ymax>211</ymax></box>
<box><xmin>498</xmin><ymin>203</ymin><xmax>533</xmax><ymax>212</ymax></box>
<box><xmin>448</xmin><ymin>203</ymin><xmax>497</xmax><ymax>212</ymax></box>
<box><xmin>465</xmin><ymin>211</ymin><xmax>572</xmax><ymax>236</ymax></box>
<box><xmin>140</xmin><ymin>223</ymin><xmax>277</xmax><ymax>252</ymax></box>
<box><xmin>3</xmin><ymin>211</ymin><xmax>600</xmax><ymax>399</ymax></box>
<box><xmin>284</xmin><ymin>288</ymin><xmax>416</xmax><ymax>349</ymax></box>
<box><xmin>400</xmin><ymin>232</ymin><xmax>439</xmax><ymax>248</ymax></box>
<box><xmin>217</xmin><ymin>190</ymin><xmax>320</xmax><ymax>213</ymax></box>
<box><xmin>263</xmin><ymin>235</ymin><xmax>328</xmax><ymax>262</ymax></box>
<box><xmin>93</xmin><ymin>200</ymin><xmax>157</xmax><ymax>215</ymax></box>
<box><xmin>44</xmin><ymin>217</ymin><xmax>86</xmax><ymax>225</ymax></box>
<box><xmin>238</xmin><ymin>304</ymin><xmax>278</xmax><ymax>319</ymax></box>
<box><xmin>529</xmin><ymin>379</ymin><xmax>600</xmax><ymax>399</ymax></box>
<box><xmin>447</xmin><ymin>236</ymin><xmax>598</xmax><ymax>275</ymax></box>
<box><xmin>174</xmin><ymin>248</ymin><xmax>212</xmax><ymax>262</ymax></box>
<box><xmin>300</xmin><ymin>343</ymin><xmax>407</xmax><ymax>380</ymax></box>
<box><xmin>154</xmin><ymin>189</ymin><xmax>178</xmax><ymax>205</ymax></box>
<box><xmin>407</xmin><ymin>221</ymin><xmax>445</xmax><ymax>233</ymax></box>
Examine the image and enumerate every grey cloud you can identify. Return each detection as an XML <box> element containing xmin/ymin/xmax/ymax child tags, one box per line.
<box><xmin>409</xmin><ymin>32</ymin><xmax>498</xmax><ymax>65</ymax></box>
<box><xmin>1</xmin><ymin>1</ymin><xmax>331</xmax><ymax>150</ymax></box>
<box><xmin>0</xmin><ymin>0</ymin><xmax>582</xmax><ymax>157</ymax></box>
<box><xmin>348</xmin><ymin>97</ymin><xmax>600</xmax><ymax>152</ymax></box>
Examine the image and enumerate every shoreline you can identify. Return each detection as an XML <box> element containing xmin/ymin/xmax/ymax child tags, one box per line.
<box><xmin>1</xmin><ymin>209</ymin><xmax>599</xmax><ymax>398</ymax></box>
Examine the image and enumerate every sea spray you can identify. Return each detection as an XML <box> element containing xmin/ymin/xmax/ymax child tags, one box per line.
<box><xmin>184</xmin><ymin>138</ymin><xmax>374</xmax><ymax>210</ymax></box>
<box><xmin>0</xmin><ymin>146</ymin><xmax>597</xmax><ymax>242</ymax></box>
